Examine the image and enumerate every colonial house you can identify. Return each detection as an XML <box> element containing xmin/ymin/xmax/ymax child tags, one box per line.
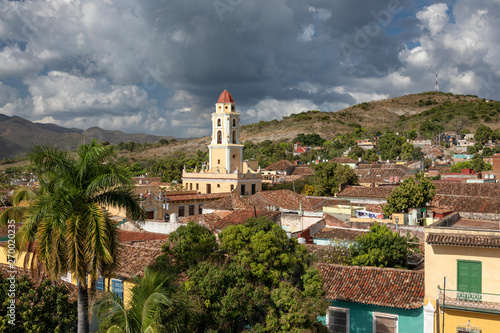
<box><xmin>424</xmin><ymin>212</ymin><xmax>500</xmax><ymax>332</ymax></box>
<box><xmin>318</xmin><ymin>263</ymin><xmax>424</xmax><ymax>333</ymax></box>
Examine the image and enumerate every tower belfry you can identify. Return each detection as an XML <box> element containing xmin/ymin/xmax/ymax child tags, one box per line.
<box><xmin>182</xmin><ymin>90</ymin><xmax>262</xmax><ymax>196</ymax></box>
<box><xmin>208</xmin><ymin>90</ymin><xmax>243</xmax><ymax>173</ymax></box>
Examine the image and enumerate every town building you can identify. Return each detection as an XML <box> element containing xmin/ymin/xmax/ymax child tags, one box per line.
<box><xmin>424</xmin><ymin>212</ymin><xmax>500</xmax><ymax>332</ymax></box>
<box><xmin>182</xmin><ymin>90</ymin><xmax>262</xmax><ymax>196</ymax></box>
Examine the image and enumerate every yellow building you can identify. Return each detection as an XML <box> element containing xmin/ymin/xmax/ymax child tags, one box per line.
<box><xmin>182</xmin><ymin>90</ymin><xmax>262</xmax><ymax>196</ymax></box>
<box><xmin>424</xmin><ymin>212</ymin><xmax>500</xmax><ymax>333</ymax></box>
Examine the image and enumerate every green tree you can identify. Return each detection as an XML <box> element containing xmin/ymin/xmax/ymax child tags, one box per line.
<box><xmin>470</xmin><ymin>155</ymin><xmax>492</xmax><ymax>172</ymax></box>
<box><xmin>361</xmin><ymin>149</ymin><xmax>379</xmax><ymax>163</ymax></box>
<box><xmin>173</xmin><ymin>218</ymin><xmax>327</xmax><ymax>333</ymax></box>
<box><xmin>474</xmin><ymin>125</ymin><xmax>493</xmax><ymax>144</ymax></box>
<box><xmin>154</xmin><ymin>221</ymin><xmax>218</xmax><ymax>273</ymax></box>
<box><xmin>311</xmin><ymin>162</ymin><xmax>358</xmax><ymax>196</ymax></box>
<box><xmin>0</xmin><ymin>141</ymin><xmax>145</xmax><ymax>333</ymax></box>
<box><xmin>96</xmin><ymin>268</ymin><xmax>194</xmax><ymax>333</ymax></box>
<box><xmin>350</xmin><ymin>223</ymin><xmax>419</xmax><ymax>268</ymax></box>
<box><xmin>382</xmin><ymin>175</ymin><xmax>436</xmax><ymax>216</ymax></box>
<box><xmin>0</xmin><ymin>273</ymin><xmax>77</xmax><ymax>332</ymax></box>
<box><xmin>378</xmin><ymin>132</ymin><xmax>405</xmax><ymax>161</ymax></box>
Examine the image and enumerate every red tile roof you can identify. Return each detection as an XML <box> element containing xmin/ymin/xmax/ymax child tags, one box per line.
<box><xmin>312</xmin><ymin>227</ymin><xmax>367</xmax><ymax>241</ymax></box>
<box><xmin>317</xmin><ymin>263</ymin><xmax>424</xmax><ymax>309</ymax></box>
<box><xmin>337</xmin><ymin>186</ymin><xmax>396</xmax><ymax>199</ymax></box>
<box><xmin>213</xmin><ymin>209</ymin><xmax>280</xmax><ymax>231</ymax></box>
<box><xmin>265</xmin><ymin>160</ymin><xmax>294</xmax><ymax>171</ymax></box>
<box><xmin>117</xmin><ymin>242</ymin><xmax>163</xmax><ymax>279</ymax></box>
<box><xmin>248</xmin><ymin>190</ymin><xmax>315</xmax><ymax>211</ymax></box>
<box><xmin>290</xmin><ymin>166</ymin><xmax>314</xmax><ymax>176</ymax></box>
<box><xmin>218</xmin><ymin>89</ymin><xmax>234</xmax><ymax>103</ymax></box>
<box><xmin>166</xmin><ymin>192</ymin><xmax>230</xmax><ymax>202</ymax></box>
<box><xmin>430</xmin><ymin>183</ymin><xmax>500</xmax><ymax>214</ymax></box>
<box><xmin>201</xmin><ymin>193</ymin><xmax>251</xmax><ymax>211</ymax></box>
<box><xmin>426</xmin><ymin>233</ymin><xmax>500</xmax><ymax>248</ymax></box>
<box><xmin>118</xmin><ymin>230</ymin><xmax>169</xmax><ymax>243</ymax></box>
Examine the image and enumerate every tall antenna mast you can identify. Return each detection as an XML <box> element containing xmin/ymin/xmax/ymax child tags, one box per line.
<box><xmin>434</xmin><ymin>73</ymin><xmax>439</xmax><ymax>92</ymax></box>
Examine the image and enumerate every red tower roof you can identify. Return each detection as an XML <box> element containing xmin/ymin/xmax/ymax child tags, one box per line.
<box><xmin>217</xmin><ymin>90</ymin><xmax>234</xmax><ymax>103</ymax></box>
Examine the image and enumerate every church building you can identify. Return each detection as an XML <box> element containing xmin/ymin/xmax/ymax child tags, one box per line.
<box><xmin>182</xmin><ymin>90</ymin><xmax>262</xmax><ymax>196</ymax></box>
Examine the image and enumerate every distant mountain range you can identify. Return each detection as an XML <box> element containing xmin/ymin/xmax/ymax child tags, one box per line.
<box><xmin>0</xmin><ymin>114</ymin><xmax>174</xmax><ymax>159</ymax></box>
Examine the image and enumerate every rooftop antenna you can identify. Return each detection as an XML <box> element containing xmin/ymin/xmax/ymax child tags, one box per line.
<box><xmin>434</xmin><ymin>73</ymin><xmax>439</xmax><ymax>92</ymax></box>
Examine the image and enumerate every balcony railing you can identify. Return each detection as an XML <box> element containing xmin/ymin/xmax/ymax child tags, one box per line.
<box><xmin>438</xmin><ymin>287</ymin><xmax>500</xmax><ymax>311</ymax></box>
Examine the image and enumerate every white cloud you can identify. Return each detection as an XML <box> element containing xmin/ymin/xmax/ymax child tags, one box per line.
<box><xmin>244</xmin><ymin>99</ymin><xmax>318</xmax><ymax>122</ymax></box>
<box><xmin>416</xmin><ymin>3</ymin><xmax>449</xmax><ymax>36</ymax></box>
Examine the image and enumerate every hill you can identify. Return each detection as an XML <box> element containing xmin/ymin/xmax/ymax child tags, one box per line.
<box><xmin>129</xmin><ymin>92</ymin><xmax>499</xmax><ymax>160</ymax></box>
<box><xmin>0</xmin><ymin>115</ymin><xmax>174</xmax><ymax>159</ymax></box>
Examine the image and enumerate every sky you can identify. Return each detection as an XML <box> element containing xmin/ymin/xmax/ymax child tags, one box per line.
<box><xmin>1</xmin><ymin>0</ymin><xmax>500</xmax><ymax>138</ymax></box>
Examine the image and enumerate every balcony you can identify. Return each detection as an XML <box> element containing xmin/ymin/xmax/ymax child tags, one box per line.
<box><xmin>438</xmin><ymin>287</ymin><xmax>500</xmax><ymax>313</ymax></box>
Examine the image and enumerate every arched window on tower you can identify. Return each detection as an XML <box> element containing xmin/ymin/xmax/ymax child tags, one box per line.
<box><xmin>232</xmin><ymin>130</ymin><xmax>237</xmax><ymax>144</ymax></box>
<box><xmin>217</xmin><ymin>118</ymin><xmax>221</xmax><ymax>127</ymax></box>
<box><xmin>217</xmin><ymin>130</ymin><xmax>222</xmax><ymax>144</ymax></box>
<box><xmin>232</xmin><ymin>118</ymin><xmax>236</xmax><ymax>127</ymax></box>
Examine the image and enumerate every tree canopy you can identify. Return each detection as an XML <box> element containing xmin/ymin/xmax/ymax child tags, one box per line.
<box><xmin>350</xmin><ymin>223</ymin><xmax>419</xmax><ymax>269</ymax></box>
<box><xmin>311</xmin><ymin>162</ymin><xmax>358</xmax><ymax>196</ymax></box>
<box><xmin>155</xmin><ymin>217</ymin><xmax>327</xmax><ymax>333</ymax></box>
<box><xmin>382</xmin><ymin>174</ymin><xmax>436</xmax><ymax>216</ymax></box>
<box><xmin>0</xmin><ymin>274</ymin><xmax>77</xmax><ymax>332</ymax></box>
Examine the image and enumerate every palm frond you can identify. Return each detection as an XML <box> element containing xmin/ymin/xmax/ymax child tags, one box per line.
<box><xmin>0</xmin><ymin>206</ymin><xmax>27</xmax><ymax>228</ymax></box>
<box><xmin>93</xmin><ymin>189</ymin><xmax>145</xmax><ymax>222</ymax></box>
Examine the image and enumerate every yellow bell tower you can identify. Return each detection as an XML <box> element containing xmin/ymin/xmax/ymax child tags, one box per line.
<box><xmin>181</xmin><ymin>90</ymin><xmax>262</xmax><ymax>196</ymax></box>
<box><xmin>208</xmin><ymin>90</ymin><xmax>243</xmax><ymax>173</ymax></box>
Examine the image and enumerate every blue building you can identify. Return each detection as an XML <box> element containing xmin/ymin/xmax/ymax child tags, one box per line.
<box><xmin>317</xmin><ymin>264</ymin><xmax>424</xmax><ymax>333</ymax></box>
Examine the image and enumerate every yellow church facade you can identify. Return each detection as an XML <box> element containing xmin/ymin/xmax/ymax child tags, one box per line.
<box><xmin>182</xmin><ymin>90</ymin><xmax>262</xmax><ymax>196</ymax></box>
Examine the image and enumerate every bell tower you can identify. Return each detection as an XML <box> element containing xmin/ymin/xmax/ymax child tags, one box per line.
<box><xmin>208</xmin><ymin>90</ymin><xmax>243</xmax><ymax>173</ymax></box>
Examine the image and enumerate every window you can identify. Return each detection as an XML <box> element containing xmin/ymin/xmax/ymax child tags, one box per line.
<box><xmin>232</xmin><ymin>118</ymin><xmax>236</xmax><ymax>127</ymax></box>
<box><xmin>373</xmin><ymin>313</ymin><xmax>397</xmax><ymax>333</ymax></box>
<box><xmin>178</xmin><ymin>206</ymin><xmax>185</xmax><ymax>217</ymax></box>
<box><xmin>96</xmin><ymin>276</ymin><xmax>105</xmax><ymax>291</ymax></box>
<box><xmin>207</xmin><ymin>184</ymin><xmax>211</xmax><ymax>194</ymax></box>
<box><xmin>232</xmin><ymin>130</ymin><xmax>236</xmax><ymax>143</ymax></box>
<box><xmin>457</xmin><ymin>327</ymin><xmax>481</xmax><ymax>333</ymax></box>
<box><xmin>457</xmin><ymin>260</ymin><xmax>482</xmax><ymax>301</ymax></box>
<box><xmin>217</xmin><ymin>118</ymin><xmax>221</xmax><ymax>127</ymax></box>
<box><xmin>217</xmin><ymin>130</ymin><xmax>222</xmax><ymax>144</ymax></box>
<box><xmin>241</xmin><ymin>184</ymin><xmax>246</xmax><ymax>196</ymax></box>
<box><xmin>189</xmin><ymin>183</ymin><xmax>192</xmax><ymax>190</ymax></box>
<box><xmin>327</xmin><ymin>307</ymin><xmax>349</xmax><ymax>333</ymax></box>
<box><xmin>251</xmin><ymin>184</ymin><xmax>256</xmax><ymax>195</ymax></box>
<box><xmin>188</xmin><ymin>205</ymin><xmax>195</xmax><ymax>216</ymax></box>
<box><xmin>230</xmin><ymin>184</ymin><xmax>234</xmax><ymax>191</ymax></box>
<box><xmin>61</xmin><ymin>272</ymin><xmax>72</xmax><ymax>283</ymax></box>
<box><xmin>111</xmin><ymin>279</ymin><xmax>124</xmax><ymax>301</ymax></box>
<box><xmin>196</xmin><ymin>183</ymin><xmax>199</xmax><ymax>190</ymax></box>
<box><xmin>217</xmin><ymin>184</ymin><xmax>220</xmax><ymax>188</ymax></box>
<box><xmin>218</xmin><ymin>159</ymin><xmax>220</xmax><ymax>165</ymax></box>
<box><xmin>198</xmin><ymin>205</ymin><xmax>203</xmax><ymax>215</ymax></box>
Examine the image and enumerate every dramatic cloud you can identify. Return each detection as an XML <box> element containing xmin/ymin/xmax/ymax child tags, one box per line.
<box><xmin>0</xmin><ymin>0</ymin><xmax>499</xmax><ymax>138</ymax></box>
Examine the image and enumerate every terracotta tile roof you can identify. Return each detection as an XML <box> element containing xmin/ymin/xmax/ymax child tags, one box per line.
<box><xmin>361</xmin><ymin>204</ymin><xmax>384</xmax><ymax>214</ymax></box>
<box><xmin>337</xmin><ymin>186</ymin><xmax>396</xmax><ymax>199</ymax></box>
<box><xmin>317</xmin><ymin>263</ymin><xmax>424</xmax><ymax>309</ymax></box>
<box><xmin>355</xmin><ymin>168</ymin><xmax>412</xmax><ymax>179</ymax></box>
<box><xmin>290</xmin><ymin>166</ymin><xmax>314</xmax><ymax>176</ymax></box>
<box><xmin>430</xmin><ymin>183</ymin><xmax>500</xmax><ymax>214</ymax></box>
<box><xmin>0</xmin><ymin>263</ymin><xmax>78</xmax><ymax>302</ymax></box>
<box><xmin>218</xmin><ymin>89</ymin><xmax>234</xmax><ymax>103</ymax></box>
<box><xmin>117</xmin><ymin>242</ymin><xmax>163</xmax><ymax>279</ymax></box>
<box><xmin>118</xmin><ymin>230</ymin><xmax>169</xmax><ymax>243</ymax></box>
<box><xmin>213</xmin><ymin>209</ymin><xmax>280</xmax><ymax>231</ymax></box>
<box><xmin>426</xmin><ymin>233</ymin><xmax>500</xmax><ymax>248</ymax></box>
<box><xmin>295</xmin><ymin>147</ymin><xmax>308</xmax><ymax>154</ymax></box>
<box><xmin>0</xmin><ymin>223</ymin><xmax>23</xmax><ymax>238</ymax></box>
<box><xmin>265</xmin><ymin>160</ymin><xmax>294</xmax><ymax>171</ymax></box>
<box><xmin>313</xmin><ymin>227</ymin><xmax>367</xmax><ymax>241</ymax></box>
<box><xmin>201</xmin><ymin>193</ymin><xmax>251</xmax><ymax>211</ymax></box>
<box><xmin>306</xmin><ymin>197</ymin><xmax>348</xmax><ymax>210</ymax></box>
<box><xmin>248</xmin><ymin>190</ymin><xmax>315</xmax><ymax>211</ymax></box>
<box><xmin>330</xmin><ymin>157</ymin><xmax>358</xmax><ymax>164</ymax></box>
<box><xmin>166</xmin><ymin>192</ymin><xmax>230</xmax><ymax>202</ymax></box>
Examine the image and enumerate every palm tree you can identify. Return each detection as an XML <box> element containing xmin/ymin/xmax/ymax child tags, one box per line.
<box><xmin>0</xmin><ymin>140</ymin><xmax>144</xmax><ymax>333</ymax></box>
<box><xmin>95</xmin><ymin>268</ymin><xmax>194</xmax><ymax>333</ymax></box>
